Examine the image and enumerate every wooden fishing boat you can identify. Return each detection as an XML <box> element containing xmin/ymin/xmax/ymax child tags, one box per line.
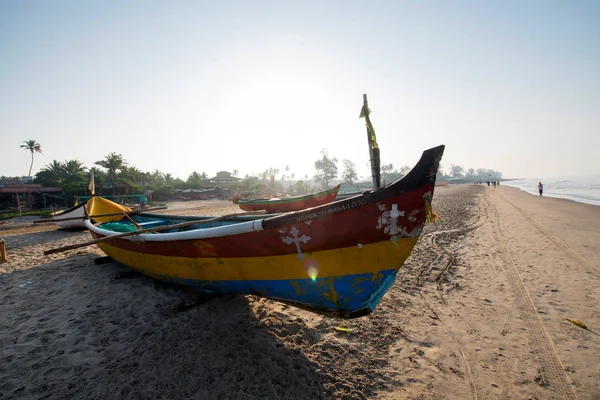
<box><xmin>51</xmin><ymin>195</ymin><xmax>131</xmax><ymax>229</ymax></box>
<box><xmin>83</xmin><ymin>145</ymin><xmax>444</xmax><ymax>318</ymax></box>
<box><xmin>51</xmin><ymin>201</ymin><xmax>88</xmax><ymax>229</ymax></box>
<box><xmin>233</xmin><ymin>184</ymin><xmax>341</xmax><ymax>213</ymax></box>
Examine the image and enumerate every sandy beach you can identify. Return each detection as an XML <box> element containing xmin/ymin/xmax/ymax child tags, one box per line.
<box><xmin>1</xmin><ymin>185</ymin><xmax>599</xmax><ymax>399</ymax></box>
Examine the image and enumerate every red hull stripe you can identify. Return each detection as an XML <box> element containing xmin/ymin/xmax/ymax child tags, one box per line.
<box><xmin>93</xmin><ymin>185</ymin><xmax>432</xmax><ymax>258</ymax></box>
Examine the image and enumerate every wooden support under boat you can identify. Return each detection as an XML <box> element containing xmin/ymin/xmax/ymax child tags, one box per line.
<box><xmin>94</xmin><ymin>256</ymin><xmax>114</xmax><ymax>265</ymax></box>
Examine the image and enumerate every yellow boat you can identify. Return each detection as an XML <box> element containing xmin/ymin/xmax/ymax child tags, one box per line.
<box><xmin>52</xmin><ymin>195</ymin><xmax>131</xmax><ymax>229</ymax></box>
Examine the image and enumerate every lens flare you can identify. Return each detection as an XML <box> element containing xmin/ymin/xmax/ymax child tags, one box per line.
<box><xmin>304</xmin><ymin>259</ymin><xmax>320</xmax><ymax>282</ymax></box>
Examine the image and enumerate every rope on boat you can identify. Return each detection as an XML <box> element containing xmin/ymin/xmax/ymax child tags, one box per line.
<box><xmin>424</xmin><ymin>199</ymin><xmax>438</xmax><ymax>223</ymax></box>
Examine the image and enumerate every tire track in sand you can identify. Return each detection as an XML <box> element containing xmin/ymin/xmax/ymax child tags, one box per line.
<box><xmin>500</xmin><ymin>193</ymin><xmax>600</xmax><ymax>277</ymax></box>
<box><xmin>488</xmin><ymin>192</ymin><xmax>577</xmax><ymax>399</ymax></box>
<box><xmin>413</xmin><ymin>194</ymin><xmax>492</xmax><ymax>400</ymax></box>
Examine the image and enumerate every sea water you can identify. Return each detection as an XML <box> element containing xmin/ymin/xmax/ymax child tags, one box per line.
<box><xmin>502</xmin><ymin>174</ymin><xmax>600</xmax><ymax>207</ymax></box>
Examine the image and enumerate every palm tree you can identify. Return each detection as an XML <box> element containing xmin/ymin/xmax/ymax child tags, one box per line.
<box><xmin>36</xmin><ymin>160</ymin><xmax>65</xmax><ymax>187</ymax></box>
<box><xmin>187</xmin><ymin>171</ymin><xmax>208</xmax><ymax>189</ymax></box>
<box><xmin>63</xmin><ymin>160</ymin><xmax>87</xmax><ymax>176</ymax></box>
<box><xmin>119</xmin><ymin>166</ymin><xmax>144</xmax><ymax>182</ymax></box>
<box><xmin>284</xmin><ymin>165</ymin><xmax>290</xmax><ymax>181</ymax></box>
<box><xmin>95</xmin><ymin>153</ymin><xmax>127</xmax><ymax>195</ymax></box>
<box><xmin>163</xmin><ymin>172</ymin><xmax>173</xmax><ymax>183</ymax></box>
<box><xmin>20</xmin><ymin>140</ymin><xmax>42</xmax><ymax>177</ymax></box>
<box><xmin>44</xmin><ymin>160</ymin><xmax>65</xmax><ymax>176</ymax></box>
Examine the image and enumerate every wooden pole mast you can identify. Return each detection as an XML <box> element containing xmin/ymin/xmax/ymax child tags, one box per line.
<box><xmin>362</xmin><ymin>94</ymin><xmax>381</xmax><ymax>190</ymax></box>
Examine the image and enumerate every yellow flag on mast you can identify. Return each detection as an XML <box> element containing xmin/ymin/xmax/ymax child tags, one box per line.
<box><xmin>88</xmin><ymin>171</ymin><xmax>95</xmax><ymax>195</ymax></box>
<box><xmin>359</xmin><ymin>102</ymin><xmax>379</xmax><ymax>149</ymax></box>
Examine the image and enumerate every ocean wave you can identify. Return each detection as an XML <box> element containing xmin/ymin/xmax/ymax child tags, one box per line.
<box><xmin>503</xmin><ymin>176</ymin><xmax>600</xmax><ymax>207</ymax></box>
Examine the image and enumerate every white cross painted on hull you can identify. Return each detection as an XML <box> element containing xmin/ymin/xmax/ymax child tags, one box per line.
<box><xmin>282</xmin><ymin>225</ymin><xmax>311</xmax><ymax>261</ymax></box>
<box><xmin>377</xmin><ymin>203</ymin><xmax>405</xmax><ymax>236</ymax></box>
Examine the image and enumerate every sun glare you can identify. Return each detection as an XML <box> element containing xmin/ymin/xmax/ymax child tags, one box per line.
<box><xmin>305</xmin><ymin>259</ymin><xmax>320</xmax><ymax>282</ymax></box>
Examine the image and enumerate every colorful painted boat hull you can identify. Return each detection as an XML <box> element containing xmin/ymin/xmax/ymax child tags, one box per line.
<box><xmin>235</xmin><ymin>184</ymin><xmax>341</xmax><ymax>213</ymax></box>
<box><xmin>86</xmin><ymin>145</ymin><xmax>444</xmax><ymax>318</ymax></box>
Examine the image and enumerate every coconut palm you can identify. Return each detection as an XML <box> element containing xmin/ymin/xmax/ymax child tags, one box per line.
<box><xmin>42</xmin><ymin>159</ymin><xmax>86</xmax><ymax>182</ymax></box>
<box><xmin>187</xmin><ymin>171</ymin><xmax>207</xmax><ymax>189</ymax></box>
<box><xmin>150</xmin><ymin>170</ymin><xmax>165</xmax><ymax>183</ymax></box>
<box><xmin>95</xmin><ymin>153</ymin><xmax>127</xmax><ymax>195</ymax></box>
<box><xmin>119</xmin><ymin>166</ymin><xmax>144</xmax><ymax>182</ymax></box>
<box><xmin>163</xmin><ymin>172</ymin><xmax>173</xmax><ymax>183</ymax></box>
<box><xmin>35</xmin><ymin>160</ymin><xmax>65</xmax><ymax>187</ymax></box>
<box><xmin>20</xmin><ymin>140</ymin><xmax>42</xmax><ymax>177</ymax></box>
<box><xmin>63</xmin><ymin>160</ymin><xmax>87</xmax><ymax>176</ymax></box>
<box><xmin>44</xmin><ymin>160</ymin><xmax>65</xmax><ymax>176</ymax></box>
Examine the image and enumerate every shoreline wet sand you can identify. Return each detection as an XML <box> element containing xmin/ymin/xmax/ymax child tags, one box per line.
<box><xmin>1</xmin><ymin>185</ymin><xmax>599</xmax><ymax>399</ymax></box>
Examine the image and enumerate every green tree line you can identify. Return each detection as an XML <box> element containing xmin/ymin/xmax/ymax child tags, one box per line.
<box><xmin>6</xmin><ymin>140</ymin><xmax>504</xmax><ymax>206</ymax></box>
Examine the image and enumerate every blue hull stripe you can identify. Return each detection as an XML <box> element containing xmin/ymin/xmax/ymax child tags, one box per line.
<box><xmin>152</xmin><ymin>269</ymin><xmax>399</xmax><ymax>314</ymax></box>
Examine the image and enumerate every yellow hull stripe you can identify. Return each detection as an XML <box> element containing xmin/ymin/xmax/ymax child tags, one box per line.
<box><xmin>98</xmin><ymin>237</ymin><xmax>418</xmax><ymax>281</ymax></box>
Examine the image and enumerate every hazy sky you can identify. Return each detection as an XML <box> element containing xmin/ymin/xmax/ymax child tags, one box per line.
<box><xmin>1</xmin><ymin>0</ymin><xmax>599</xmax><ymax>181</ymax></box>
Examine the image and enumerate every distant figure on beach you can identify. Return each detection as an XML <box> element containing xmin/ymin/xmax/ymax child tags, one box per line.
<box><xmin>538</xmin><ymin>182</ymin><xmax>543</xmax><ymax>196</ymax></box>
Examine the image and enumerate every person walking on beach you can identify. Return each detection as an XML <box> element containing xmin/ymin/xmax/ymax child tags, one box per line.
<box><xmin>538</xmin><ymin>182</ymin><xmax>543</xmax><ymax>196</ymax></box>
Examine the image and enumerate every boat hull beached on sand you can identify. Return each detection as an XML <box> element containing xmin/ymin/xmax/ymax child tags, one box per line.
<box><xmin>233</xmin><ymin>184</ymin><xmax>341</xmax><ymax>213</ymax></box>
<box><xmin>51</xmin><ymin>196</ymin><xmax>132</xmax><ymax>229</ymax></box>
<box><xmin>51</xmin><ymin>202</ymin><xmax>88</xmax><ymax>229</ymax></box>
<box><xmin>84</xmin><ymin>145</ymin><xmax>444</xmax><ymax>318</ymax></box>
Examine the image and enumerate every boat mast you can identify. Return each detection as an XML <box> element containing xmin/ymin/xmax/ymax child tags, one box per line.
<box><xmin>360</xmin><ymin>94</ymin><xmax>381</xmax><ymax>190</ymax></box>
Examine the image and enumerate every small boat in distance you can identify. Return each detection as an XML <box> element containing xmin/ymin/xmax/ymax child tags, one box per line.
<box><xmin>51</xmin><ymin>201</ymin><xmax>89</xmax><ymax>229</ymax></box>
<box><xmin>232</xmin><ymin>184</ymin><xmax>341</xmax><ymax>213</ymax></box>
<box><xmin>83</xmin><ymin>145</ymin><xmax>444</xmax><ymax>318</ymax></box>
<box><xmin>51</xmin><ymin>171</ymin><xmax>133</xmax><ymax>229</ymax></box>
<box><xmin>51</xmin><ymin>195</ymin><xmax>132</xmax><ymax>229</ymax></box>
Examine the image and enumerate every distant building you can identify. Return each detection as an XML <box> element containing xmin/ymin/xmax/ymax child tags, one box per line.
<box><xmin>205</xmin><ymin>171</ymin><xmax>241</xmax><ymax>186</ymax></box>
<box><xmin>174</xmin><ymin>188</ymin><xmax>217</xmax><ymax>200</ymax></box>
<box><xmin>100</xmin><ymin>181</ymin><xmax>133</xmax><ymax>195</ymax></box>
<box><xmin>0</xmin><ymin>183</ymin><xmax>63</xmax><ymax>210</ymax></box>
<box><xmin>205</xmin><ymin>171</ymin><xmax>242</xmax><ymax>199</ymax></box>
<box><xmin>447</xmin><ymin>177</ymin><xmax>467</xmax><ymax>184</ymax></box>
